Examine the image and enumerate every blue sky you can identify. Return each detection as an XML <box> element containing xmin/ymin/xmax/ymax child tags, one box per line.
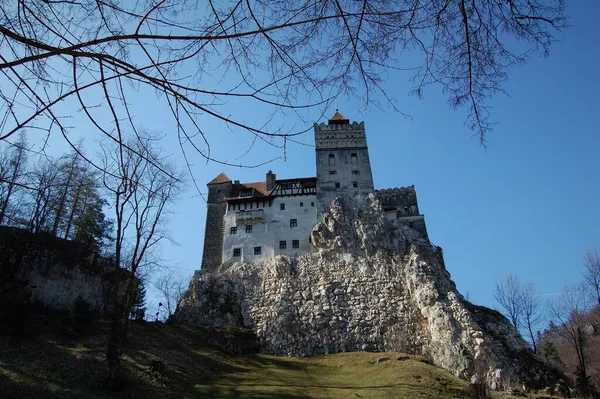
<box><xmin>3</xmin><ymin>1</ymin><xmax>599</xmax><ymax>319</ymax></box>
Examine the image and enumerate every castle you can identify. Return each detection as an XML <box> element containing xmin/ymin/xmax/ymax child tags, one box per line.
<box><xmin>201</xmin><ymin>111</ymin><xmax>429</xmax><ymax>272</ymax></box>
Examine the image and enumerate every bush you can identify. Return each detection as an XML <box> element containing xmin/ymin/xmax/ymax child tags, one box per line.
<box><xmin>69</xmin><ymin>295</ymin><xmax>92</xmax><ymax>335</ymax></box>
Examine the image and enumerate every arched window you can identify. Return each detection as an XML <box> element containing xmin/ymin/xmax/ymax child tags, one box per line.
<box><xmin>328</xmin><ymin>154</ymin><xmax>335</xmax><ymax>166</ymax></box>
<box><xmin>350</xmin><ymin>153</ymin><xmax>358</xmax><ymax>164</ymax></box>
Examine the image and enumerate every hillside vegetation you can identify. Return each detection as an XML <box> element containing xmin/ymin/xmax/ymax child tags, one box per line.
<box><xmin>0</xmin><ymin>319</ymin><xmax>534</xmax><ymax>399</ymax></box>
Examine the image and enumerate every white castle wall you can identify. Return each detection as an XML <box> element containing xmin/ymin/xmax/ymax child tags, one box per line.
<box><xmin>222</xmin><ymin>195</ymin><xmax>317</xmax><ymax>264</ymax></box>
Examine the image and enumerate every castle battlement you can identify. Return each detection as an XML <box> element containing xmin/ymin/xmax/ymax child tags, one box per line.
<box><xmin>314</xmin><ymin>121</ymin><xmax>365</xmax><ymax>131</ymax></box>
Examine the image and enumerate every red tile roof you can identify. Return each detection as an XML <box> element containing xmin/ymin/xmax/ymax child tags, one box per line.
<box><xmin>228</xmin><ymin>181</ymin><xmax>270</xmax><ymax>200</ymax></box>
<box><xmin>330</xmin><ymin>110</ymin><xmax>347</xmax><ymax>121</ymax></box>
<box><xmin>208</xmin><ymin>172</ymin><xmax>231</xmax><ymax>185</ymax></box>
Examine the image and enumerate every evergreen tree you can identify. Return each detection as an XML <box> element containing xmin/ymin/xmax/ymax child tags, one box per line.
<box><xmin>129</xmin><ymin>280</ymin><xmax>147</xmax><ymax>322</ymax></box>
<box><xmin>73</xmin><ymin>187</ymin><xmax>112</xmax><ymax>252</ymax></box>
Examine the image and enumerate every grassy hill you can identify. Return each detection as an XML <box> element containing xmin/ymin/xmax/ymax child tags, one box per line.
<box><xmin>0</xmin><ymin>319</ymin><xmax>539</xmax><ymax>399</ymax></box>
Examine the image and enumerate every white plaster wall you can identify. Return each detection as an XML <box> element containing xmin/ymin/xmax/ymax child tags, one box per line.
<box><xmin>222</xmin><ymin>195</ymin><xmax>317</xmax><ymax>264</ymax></box>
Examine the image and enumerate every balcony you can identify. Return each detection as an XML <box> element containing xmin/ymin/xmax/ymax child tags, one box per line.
<box><xmin>235</xmin><ymin>209</ymin><xmax>264</xmax><ymax>225</ymax></box>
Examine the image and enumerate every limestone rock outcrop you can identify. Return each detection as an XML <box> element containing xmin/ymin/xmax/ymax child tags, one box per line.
<box><xmin>175</xmin><ymin>194</ymin><xmax>557</xmax><ymax>388</ymax></box>
<box><xmin>0</xmin><ymin>226</ymin><xmax>115</xmax><ymax>312</ymax></box>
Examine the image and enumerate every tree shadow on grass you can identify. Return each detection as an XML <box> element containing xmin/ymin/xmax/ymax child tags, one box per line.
<box><xmin>0</xmin><ymin>333</ymin><xmax>107</xmax><ymax>399</ymax></box>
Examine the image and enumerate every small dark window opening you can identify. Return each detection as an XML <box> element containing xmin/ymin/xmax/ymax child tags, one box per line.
<box><xmin>351</xmin><ymin>153</ymin><xmax>358</xmax><ymax>164</ymax></box>
<box><xmin>328</xmin><ymin>154</ymin><xmax>335</xmax><ymax>166</ymax></box>
<box><xmin>408</xmin><ymin>222</ymin><xmax>414</xmax><ymax>228</ymax></box>
<box><xmin>329</xmin><ymin>170</ymin><xmax>337</xmax><ymax>175</ymax></box>
<box><xmin>280</xmin><ymin>203</ymin><xmax>285</xmax><ymax>210</ymax></box>
<box><xmin>300</xmin><ymin>202</ymin><xmax>303</xmax><ymax>207</ymax></box>
<box><xmin>352</xmin><ymin>170</ymin><xmax>360</xmax><ymax>175</ymax></box>
<box><xmin>292</xmin><ymin>240</ymin><xmax>299</xmax><ymax>249</ymax></box>
<box><xmin>233</xmin><ymin>248</ymin><xmax>241</xmax><ymax>257</ymax></box>
<box><xmin>335</xmin><ymin>182</ymin><xmax>340</xmax><ymax>189</ymax></box>
<box><xmin>290</xmin><ymin>219</ymin><xmax>297</xmax><ymax>227</ymax></box>
<box><xmin>230</xmin><ymin>227</ymin><xmax>237</xmax><ymax>235</ymax></box>
<box><xmin>254</xmin><ymin>246</ymin><xmax>261</xmax><ymax>255</ymax></box>
<box><xmin>246</xmin><ymin>225</ymin><xmax>253</xmax><ymax>233</ymax></box>
<box><xmin>240</xmin><ymin>189</ymin><xmax>252</xmax><ymax>197</ymax></box>
<box><xmin>279</xmin><ymin>241</ymin><xmax>287</xmax><ymax>249</ymax></box>
<box><xmin>353</xmin><ymin>182</ymin><xmax>358</xmax><ymax>188</ymax></box>
<box><xmin>311</xmin><ymin>202</ymin><xmax>315</xmax><ymax>207</ymax></box>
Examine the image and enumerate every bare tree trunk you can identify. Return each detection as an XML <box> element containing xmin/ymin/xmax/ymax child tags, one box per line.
<box><xmin>64</xmin><ymin>183</ymin><xmax>82</xmax><ymax>239</ymax></box>
<box><xmin>0</xmin><ymin>183</ymin><xmax>15</xmax><ymax>225</ymax></box>
<box><xmin>51</xmin><ymin>151</ymin><xmax>80</xmax><ymax>236</ymax></box>
<box><xmin>526</xmin><ymin>324</ymin><xmax>537</xmax><ymax>354</ymax></box>
<box><xmin>106</xmin><ymin>294</ymin><xmax>123</xmax><ymax>391</ymax></box>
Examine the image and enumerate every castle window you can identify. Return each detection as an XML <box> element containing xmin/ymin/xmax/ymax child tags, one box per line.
<box><xmin>300</xmin><ymin>202</ymin><xmax>303</xmax><ymax>207</ymax></box>
<box><xmin>233</xmin><ymin>248</ymin><xmax>241</xmax><ymax>257</ymax></box>
<box><xmin>311</xmin><ymin>202</ymin><xmax>315</xmax><ymax>207</ymax></box>
<box><xmin>292</xmin><ymin>240</ymin><xmax>299</xmax><ymax>249</ymax></box>
<box><xmin>408</xmin><ymin>222</ymin><xmax>414</xmax><ymax>228</ymax></box>
<box><xmin>329</xmin><ymin>170</ymin><xmax>337</xmax><ymax>175</ymax></box>
<box><xmin>328</xmin><ymin>154</ymin><xmax>335</xmax><ymax>166</ymax></box>
<box><xmin>351</xmin><ymin>153</ymin><xmax>358</xmax><ymax>164</ymax></box>
<box><xmin>280</xmin><ymin>241</ymin><xmax>287</xmax><ymax>249</ymax></box>
<box><xmin>352</xmin><ymin>170</ymin><xmax>360</xmax><ymax>175</ymax></box>
<box><xmin>280</xmin><ymin>203</ymin><xmax>285</xmax><ymax>210</ymax></box>
<box><xmin>335</xmin><ymin>182</ymin><xmax>340</xmax><ymax>189</ymax></box>
<box><xmin>254</xmin><ymin>246</ymin><xmax>261</xmax><ymax>255</ymax></box>
<box><xmin>290</xmin><ymin>219</ymin><xmax>297</xmax><ymax>227</ymax></box>
<box><xmin>246</xmin><ymin>225</ymin><xmax>253</xmax><ymax>233</ymax></box>
<box><xmin>353</xmin><ymin>182</ymin><xmax>358</xmax><ymax>188</ymax></box>
<box><xmin>230</xmin><ymin>227</ymin><xmax>237</xmax><ymax>235</ymax></box>
<box><xmin>240</xmin><ymin>189</ymin><xmax>252</xmax><ymax>197</ymax></box>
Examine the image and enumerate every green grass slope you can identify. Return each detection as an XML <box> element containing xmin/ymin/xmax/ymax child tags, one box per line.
<box><xmin>0</xmin><ymin>320</ymin><xmax>527</xmax><ymax>399</ymax></box>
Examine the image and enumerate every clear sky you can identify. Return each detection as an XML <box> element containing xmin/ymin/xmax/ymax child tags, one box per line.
<box><xmin>4</xmin><ymin>1</ymin><xmax>599</xmax><ymax>318</ymax></box>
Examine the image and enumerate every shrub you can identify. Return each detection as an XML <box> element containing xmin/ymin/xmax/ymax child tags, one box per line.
<box><xmin>69</xmin><ymin>295</ymin><xmax>92</xmax><ymax>335</ymax></box>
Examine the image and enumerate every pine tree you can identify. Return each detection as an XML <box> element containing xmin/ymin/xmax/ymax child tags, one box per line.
<box><xmin>129</xmin><ymin>280</ymin><xmax>147</xmax><ymax>322</ymax></box>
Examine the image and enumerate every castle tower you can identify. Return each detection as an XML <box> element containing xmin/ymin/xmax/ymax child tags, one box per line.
<box><xmin>201</xmin><ymin>172</ymin><xmax>232</xmax><ymax>273</ymax></box>
<box><xmin>314</xmin><ymin>111</ymin><xmax>374</xmax><ymax>215</ymax></box>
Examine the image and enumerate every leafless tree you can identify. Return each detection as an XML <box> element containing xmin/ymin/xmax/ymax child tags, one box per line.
<box><xmin>520</xmin><ymin>282</ymin><xmax>544</xmax><ymax>353</ymax></box>
<box><xmin>494</xmin><ymin>273</ymin><xmax>522</xmax><ymax>329</ymax></box>
<box><xmin>26</xmin><ymin>159</ymin><xmax>59</xmax><ymax>233</ymax></box>
<box><xmin>548</xmin><ymin>284</ymin><xmax>593</xmax><ymax>393</ymax></box>
<box><xmin>0</xmin><ymin>0</ymin><xmax>566</xmax><ymax>172</ymax></box>
<box><xmin>50</xmin><ymin>149</ymin><xmax>84</xmax><ymax>236</ymax></box>
<box><xmin>0</xmin><ymin>133</ymin><xmax>29</xmax><ymax>225</ymax></box>
<box><xmin>494</xmin><ymin>274</ymin><xmax>544</xmax><ymax>352</ymax></box>
<box><xmin>101</xmin><ymin>133</ymin><xmax>182</xmax><ymax>389</ymax></box>
<box><xmin>583</xmin><ymin>247</ymin><xmax>600</xmax><ymax>305</ymax></box>
<box><xmin>153</xmin><ymin>270</ymin><xmax>189</xmax><ymax>319</ymax></box>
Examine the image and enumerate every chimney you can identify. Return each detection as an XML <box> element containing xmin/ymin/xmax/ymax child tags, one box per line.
<box><xmin>233</xmin><ymin>180</ymin><xmax>240</xmax><ymax>184</ymax></box>
<box><xmin>266</xmin><ymin>170</ymin><xmax>276</xmax><ymax>191</ymax></box>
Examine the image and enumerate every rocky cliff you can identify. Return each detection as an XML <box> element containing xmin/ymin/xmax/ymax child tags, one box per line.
<box><xmin>175</xmin><ymin>194</ymin><xmax>557</xmax><ymax>389</ymax></box>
